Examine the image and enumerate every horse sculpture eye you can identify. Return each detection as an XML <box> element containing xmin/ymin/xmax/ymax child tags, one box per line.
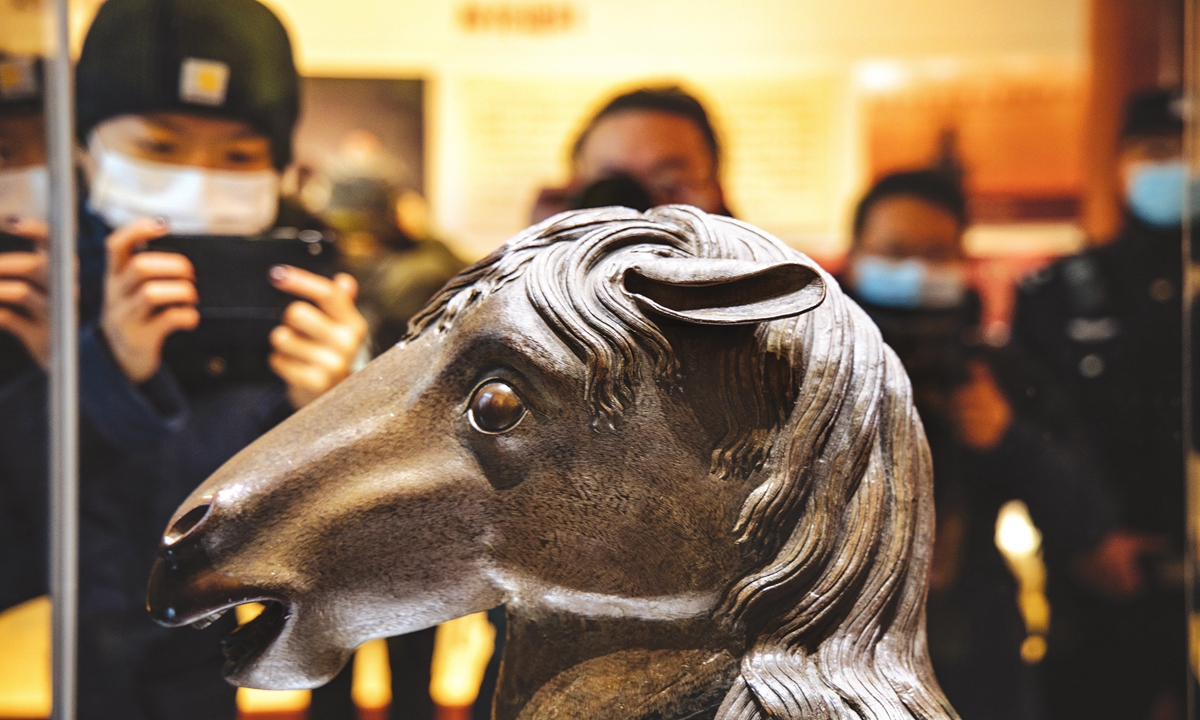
<box><xmin>469</xmin><ymin>380</ymin><xmax>526</xmax><ymax>434</ymax></box>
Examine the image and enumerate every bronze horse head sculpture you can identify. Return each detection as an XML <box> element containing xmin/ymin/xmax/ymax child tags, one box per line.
<box><xmin>148</xmin><ymin>206</ymin><xmax>956</xmax><ymax>720</ymax></box>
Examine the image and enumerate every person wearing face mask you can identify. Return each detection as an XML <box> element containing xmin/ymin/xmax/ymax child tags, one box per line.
<box><xmin>0</xmin><ymin>55</ymin><xmax>48</xmax><ymax>221</ymax></box>
<box><xmin>529</xmin><ymin>85</ymin><xmax>731</xmax><ymax>223</ymax></box>
<box><xmin>1011</xmin><ymin>89</ymin><xmax>1188</xmax><ymax>720</ymax></box>
<box><xmin>0</xmin><ymin>1</ymin><xmax>368</xmax><ymax>718</ymax></box>
<box><xmin>0</xmin><ymin>54</ymin><xmax>51</xmax><ymax>376</ymax></box>
<box><xmin>846</xmin><ymin>170</ymin><xmax>1121</xmax><ymax>720</ymax></box>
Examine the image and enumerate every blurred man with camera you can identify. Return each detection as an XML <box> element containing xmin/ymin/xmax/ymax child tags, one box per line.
<box><xmin>530</xmin><ymin>85</ymin><xmax>730</xmax><ymax>222</ymax></box>
<box><xmin>503</xmin><ymin>83</ymin><xmax>731</xmax><ymax>720</ymax></box>
<box><xmin>0</xmin><ymin>1</ymin><xmax>366</xmax><ymax>717</ymax></box>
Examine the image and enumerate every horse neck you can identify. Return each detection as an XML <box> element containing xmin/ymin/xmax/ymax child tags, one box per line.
<box><xmin>492</xmin><ymin>605</ymin><xmax>743</xmax><ymax>720</ymax></box>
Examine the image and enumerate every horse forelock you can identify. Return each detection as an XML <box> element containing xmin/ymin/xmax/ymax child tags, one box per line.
<box><xmin>405</xmin><ymin>206</ymin><xmax>952</xmax><ymax>719</ymax></box>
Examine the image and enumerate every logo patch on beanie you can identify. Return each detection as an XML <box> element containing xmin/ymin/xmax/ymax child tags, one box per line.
<box><xmin>0</xmin><ymin>57</ymin><xmax>38</xmax><ymax>100</ymax></box>
<box><xmin>179</xmin><ymin>58</ymin><xmax>230</xmax><ymax>107</ymax></box>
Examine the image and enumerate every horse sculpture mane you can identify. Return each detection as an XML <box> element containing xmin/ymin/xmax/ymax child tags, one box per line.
<box><xmin>148</xmin><ymin>206</ymin><xmax>956</xmax><ymax>720</ymax></box>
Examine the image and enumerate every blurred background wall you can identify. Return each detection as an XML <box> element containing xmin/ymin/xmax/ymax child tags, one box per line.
<box><xmin>0</xmin><ymin>0</ymin><xmax>1096</xmax><ymax>262</ymax></box>
<box><xmin>258</xmin><ymin>0</ymin><xmax>1089</xmax><ymax>261</ymax></box>
<box><xmin>0</xmin><ymin>0</ymin><xmax>1183</xmax><ymax>261</ymax></box>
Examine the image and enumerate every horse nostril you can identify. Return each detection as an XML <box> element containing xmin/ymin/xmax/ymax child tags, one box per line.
<box><xmin>164</xmin><ymin>503</ymin><xmax>213</xmax><ymax>547</ymax></box>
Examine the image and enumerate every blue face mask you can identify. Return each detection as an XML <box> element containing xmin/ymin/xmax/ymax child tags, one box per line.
<box><xmin>852</xmin><ymin>256</ymin><xmax>966</xmax><ymax>310</ymax></box>
<box><xmin>1126</xmin><ymin>159</ymin><xmax>1187</xmax><ymax>228</ymax></box>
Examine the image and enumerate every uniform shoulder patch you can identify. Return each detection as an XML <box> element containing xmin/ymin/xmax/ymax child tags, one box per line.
<box><xmin>179</xmin><ymin>58</ymin><xmax>230</xmax><ymax>107</ymax></box>
<box><xmin>1066</xmin><ymin>316</ymin><xmax>1121</xmax><ymax>343</ymax></box>
<box><xmin>1060</xmin><ymin>254</ymin><xmax>1110</xmax><ymax>314</ymax></box>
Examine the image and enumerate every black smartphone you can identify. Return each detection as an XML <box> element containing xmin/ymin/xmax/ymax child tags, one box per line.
<box><xmin>0</xmin><ymin>231</ymin><xmax>37</xmax><ymax>254</ymax></box>
<box><xmin>144</xmin><ymin>228</ymin><xmax>339</xmax><ymax>387</ymax></box>
<box><xmin>0</xmin><ymin>231</ymin><xmax>39</xmax><ymax>380</ymax></box>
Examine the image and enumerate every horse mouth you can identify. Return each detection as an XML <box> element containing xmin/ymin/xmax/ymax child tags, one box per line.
<box><xmin>165</xmin><ymin>597</ymin><xmax>290</xmax><ymax>674</ymax></box>
<box><xmin>220</xmin><ymin>600</ymin><xmax>289</xmax><ymax>673</ymax></box>
<box><xmin>147</xmin><ymin>539</ymin><xmax>294</xmax><ymax>678</ymax></box>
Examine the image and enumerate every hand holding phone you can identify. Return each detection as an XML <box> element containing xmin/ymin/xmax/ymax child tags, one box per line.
<box><xmin>103</xmin><ymin>224</ymin><xmax>365</xmax><ymax>400</ymax></box>
<box><xmin>266</xmin><ymin>266</ymin><xmax>367</xmax><ymax>409</ymax></box>
<box><xmin>100</xmin><ymin>218</ymin><xmax>200</xmax><ymax>384</ymax></box>
<box><xmin>0</xmin><ymin>216</ymin><xmax>53</xmax><ymax>370</ymax></box>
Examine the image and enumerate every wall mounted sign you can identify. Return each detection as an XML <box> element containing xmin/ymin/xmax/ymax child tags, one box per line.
<box><xmin>455</xmin><ymin>3</ymin><xmax>579</xmax><ymax>34</ymax></box>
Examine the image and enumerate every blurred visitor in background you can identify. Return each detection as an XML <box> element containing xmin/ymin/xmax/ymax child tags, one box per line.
<box><xmin>298</xmin><ymin>129</ymin><xmax>464</xmax><ymax>720</ymax></box>
<box><xmin>0</xmin><ymin>53</ymin><xmax>51</xmax><ymax>379</ymax></box>
<box><xmin>304</xmin><ymin>129</ymin><xmax>464</xmax><ymax>353</ymax></box>
<box><xmin>845</xmin><ymin>170</ymin><xmax>1119</xmax><ymax>720</ymax></box>
<box><xmin>0</xmin><ymin>0</ymin><xmax>368</xmax><ymax>718</ymax></box>
<box><xmin>530</xmin><ymin>85</ymin><xmax>730</xmax><ymax>222</ymax></box>
<box><xmin>0</xmin><ymin>55</ymin><xmax>47</xmax><ymax>228</ymax></box>
<box><xmin>1012</xmin><ymin>88</ymin><xmax>1187</xmax><ymax>720</ymax></box>
<box><xmin>0</xmin><ymin>52</ymin><xmax>52</xmax><ymax>611</ymax></box>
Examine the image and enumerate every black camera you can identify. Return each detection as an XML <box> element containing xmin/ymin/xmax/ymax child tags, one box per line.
<box><xmin>144</xmin><ymin>228</ymin><xmax>339</xmax><ymax>387</ymax></box>
<box><xmin>0</xmin><ymin>231</ymin><xmax>36</xmax><ymax>254</ymax></box>
<box><xmin>568</xmin><ymin>173</ymin><xmax>653</xmax><ymax>212</ymax></box>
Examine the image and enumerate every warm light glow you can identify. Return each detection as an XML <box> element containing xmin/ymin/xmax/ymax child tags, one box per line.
<box><xmin>430</xmin><ymin>612</ymin><xmax>496</xmax><ymax>708</ymax></box>
<box><xmin>1020</xmin><ymin>634</ymin><xmax>1047</xmax><ymax>664</ymax></box>
<box><xmin>234</xmin><ymin>601</ymin><xmax>263</xmax><ymax>625</ymax></box>
<box><xmin>0</xmin><ymin>597</ymin><xmax>50</xmax><ymax>719</ymax></box>
<box><xmin>963</xmin><ymin>223</ymin><xmax>1085</xmax><ymax>258</ymax></box>
<box><xmin>995</xmin><ymin>500</ymin><xmax>1042</xmax><ymax>556</ymax></box>
<box><xmin>253</xmin><ymin>0</ymin><xmax>1086</xmax><ymax>259</ymax></box>
<box><xmin>996</xmin><ymin>501</ymin><xmax>1051</xmax><ymax>664</ymax></box>
<box><xmin>854</xmin><ymin>61</ymin><xmax>909</xmax><ymax>93</ymax></box>
<box><xmin>234</xmin><ymin>603</ymin><xmax>312</xmax><ymax>713</ymax></box>
<box><xmin>351</xmin><ymin>638</ymin><xmax>392</xmax><ymax>710</ymax></box>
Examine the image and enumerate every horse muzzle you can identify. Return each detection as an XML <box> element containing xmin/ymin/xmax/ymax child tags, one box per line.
<box><xmin>146</xmin><ymin>499</ymin><xmax>292</xmax><ymax>677</ymax></box>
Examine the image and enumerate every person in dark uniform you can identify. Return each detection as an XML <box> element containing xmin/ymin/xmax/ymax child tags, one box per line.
<box><xmin>845</xmin><ymin>170</ymin><xmax>1120</xmax><ymax>720</ymax></box>
<box><xmin>0</xmin><ymin>1</ymin><xmax>369</xmax><ymax>718</ymax></box>
<box><xmin>1011</xmin><ymin>89</ymin><xmax>1187</xmax><ymax>720</ymax></box>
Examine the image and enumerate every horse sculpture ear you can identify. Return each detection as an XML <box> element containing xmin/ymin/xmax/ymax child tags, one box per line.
<box><xmin>623</xmin><ymin>256</ymin><xmax>826</xmax><ymax>325</ymax></box>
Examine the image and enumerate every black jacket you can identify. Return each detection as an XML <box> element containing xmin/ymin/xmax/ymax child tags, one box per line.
<box><xmin>849</xmin><ymin>287</ymin><xmax>1115</xmax><ymax>720</ymax></box>
<box><xmin>1012</xmin><ymin>217</ymin><xmax>1183</xmax><ymax>544</ymax></box>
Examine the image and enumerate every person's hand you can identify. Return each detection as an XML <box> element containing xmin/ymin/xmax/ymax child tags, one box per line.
<box><xmin>1073</xmin><ymin>530</ymin><xmax>1169</xmax><ymax>602</ymax></box>
<box><xmin>267</xmin><ymin>266</ymin><xmax>367</xmax><ymax>409</ymax></box>
<box><xmin>0</xmin><ymin>216</ymin><xmax>51</xmax><ymax>369</ymax></box>
<box><xmin>951</xmin><ymin>360</ymin><xmax>1013</xmax><ymax>450</ymax></box>
<box><xmin>99</xmin><ymin>218</ymin><xmax>199</xmax><ymax>384</ymax></box>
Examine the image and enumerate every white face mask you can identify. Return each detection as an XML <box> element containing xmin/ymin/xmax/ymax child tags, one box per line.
<box><xmin>0</xmin><ymin>165</ymin><xmax>49</xmax><ymax>222</ymax></box>
<box><xmin>87</xmin><ymin>136</ymin><xmax>280</xmax><ymax>235</ymax></box>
